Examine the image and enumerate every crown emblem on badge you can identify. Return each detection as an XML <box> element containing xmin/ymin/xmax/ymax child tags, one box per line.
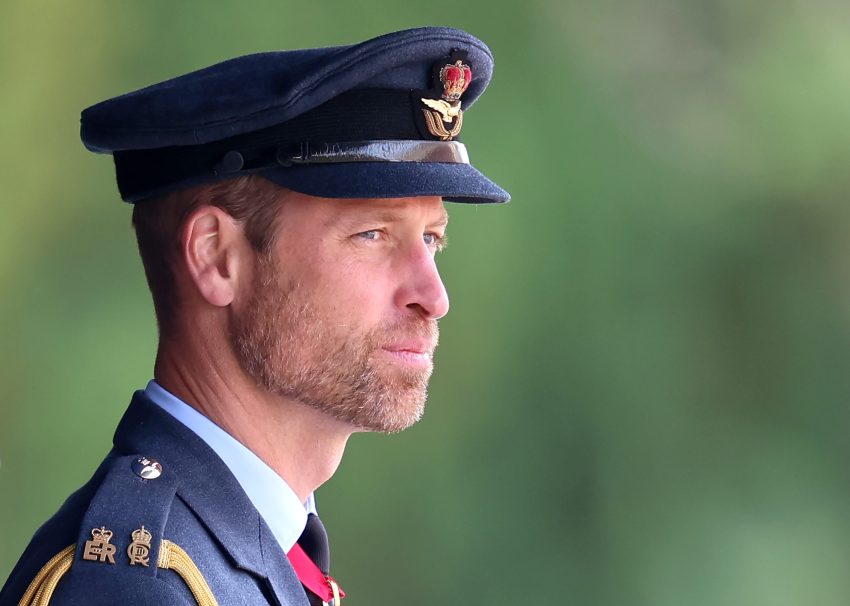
<box><xmin>439</xmin><ymin>60</ymin><xmax>472</xmax><ymax>102</ymax></box>
<box><xmin>421</xmin><ymin>57</ymin><xmax>472</xmax><ymax>141</ymax></box>
<box><xmin>92</xmin><ymin>527</ymin><xmax>113</xmax><ymax>542</ymax></box>
<box><xmin>130</xmin><ymin>526</ymin><xmax>153</xmax><ymax>544</ymax></box>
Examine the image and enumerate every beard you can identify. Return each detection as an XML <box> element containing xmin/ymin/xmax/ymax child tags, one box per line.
<box><xmin>229</xmin><ymin>253</ymin><xmax>439</xmax><ymax>433</ymax></box>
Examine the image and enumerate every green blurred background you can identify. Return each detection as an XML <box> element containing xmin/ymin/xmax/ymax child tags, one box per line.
<box><xmin>3</xmin><ymin>1</ymin><xmax>850</xmax><ymax>604</ymax></box>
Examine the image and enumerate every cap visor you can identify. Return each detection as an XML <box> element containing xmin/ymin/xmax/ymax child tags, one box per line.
<box><xmin>262</xmin><ymin>161</ymin><xmax>510</xmax><ymax>204</ymax></box>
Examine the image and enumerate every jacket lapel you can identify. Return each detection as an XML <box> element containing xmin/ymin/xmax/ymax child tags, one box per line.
<box><xmin>260</xmin><ymin>521</ymin><xmax>311</xmax><ymax>605</ymax></box>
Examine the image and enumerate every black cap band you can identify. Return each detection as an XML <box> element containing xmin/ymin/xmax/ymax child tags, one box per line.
<box><xmin>212</xmin><ymin>140</ymin><xmax>469</xmax><ymax>175</ymax></box>
<box><xmin>113</xmin><ymin>87</ymin><xmax>467</xmax><ymax>201</ymax></box>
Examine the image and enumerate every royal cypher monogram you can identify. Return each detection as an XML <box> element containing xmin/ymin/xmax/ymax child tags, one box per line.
<box><xmin>127</xmin><ymin>526</ymin><xmax>153</xmax><ymax>567</ymax></box>
<box><xmin>82</xmin><ymin>527</ymin><xmax>117</xmax><ymax>564</ymax></box>
<box><xmin>80</xmin><ymin>525</ymin><xmax>155</xmax><ymax>567</ymax></box>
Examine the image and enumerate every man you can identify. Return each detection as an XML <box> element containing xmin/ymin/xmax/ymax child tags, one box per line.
<box><xmin>1</xmin><ymin>26</ymin><xmax>508</xmax><ymax>606</ymax></box>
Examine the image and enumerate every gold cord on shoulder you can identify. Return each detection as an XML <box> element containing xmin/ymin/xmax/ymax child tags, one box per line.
<box><xmin>17</xmin><ymin>545</ymin><xmax>74</xmax><ymax>606</ymax></box>
<box><xmin>157</xmin><ymin>540</ymin><xmax>220</xmax><ymax>606</ymax></box>
<box><xmin>18</xmin><ymin>540</ymin><xmax>219</xmax><ymax>606</ymax></box>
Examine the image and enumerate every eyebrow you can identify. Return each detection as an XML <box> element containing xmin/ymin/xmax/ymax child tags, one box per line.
<box><xmin>352</xmin><ymin>209</ymin><xmax>449</xmax><ymax>227</ymax></box>
<box><xmin>430</xmin><ymin>210</ymin><xmax>450</xmax><ymax>227</ymax></box>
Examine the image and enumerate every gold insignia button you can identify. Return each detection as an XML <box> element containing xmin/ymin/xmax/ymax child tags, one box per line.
<box><xmin>131</xmin><ymin>456</ymin><xmax>163</xmax><ymax>480</ymax></box>
<box><xmin>82</xmin><ymin>527</ymin><xmax>117</xmax><ymax>564</ymax></box>
<box><xmin>127</xmin><ymin>526</ymin><xmax>153</xmax><ymax>567</ymax></box>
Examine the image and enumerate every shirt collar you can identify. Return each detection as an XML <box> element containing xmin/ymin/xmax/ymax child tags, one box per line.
<box><xmin>144</xmin><ymin>379</ymin><xmax>315</xmax><ymax>552</ymax></box>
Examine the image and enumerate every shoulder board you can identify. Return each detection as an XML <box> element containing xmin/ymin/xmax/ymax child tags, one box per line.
<box><xmin>17</xmin><ymin>454</ymin><xmax>219</xmax><ymax>606</ymax></box>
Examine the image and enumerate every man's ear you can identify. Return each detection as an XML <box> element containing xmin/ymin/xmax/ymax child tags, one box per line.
<box><xmin>180</xmin><ymin>205</ymin><xmax>248</xmax><ymax>307</ymax></box>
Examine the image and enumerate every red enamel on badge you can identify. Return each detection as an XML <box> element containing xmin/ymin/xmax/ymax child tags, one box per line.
<box><xmin>440</xmin><ymin>61</ymin><xmax>472</xmax><ymax>102</ymax></box>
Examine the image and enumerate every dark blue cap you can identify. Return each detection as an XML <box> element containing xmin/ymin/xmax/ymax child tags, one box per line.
<box><xmin>80</xmin><ymin>27</ymin><xmax>510</xmax><ymax>204</ymax></box>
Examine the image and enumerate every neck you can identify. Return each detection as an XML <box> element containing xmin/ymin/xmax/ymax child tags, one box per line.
<box><xmin>153</xmin><ymin>334</ymin><xmax>353</xmax><ymax>503</ymax></box>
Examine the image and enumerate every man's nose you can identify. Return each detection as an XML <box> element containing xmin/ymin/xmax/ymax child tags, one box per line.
<box><xmin>395</xmin><ymin>247</ymin><xmax>450</xmax><ymax>320</ymax></box>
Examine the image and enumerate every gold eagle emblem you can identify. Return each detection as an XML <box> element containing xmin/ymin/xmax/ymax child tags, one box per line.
<box><xmin>420</xmin><ymin>98</ymin><xmax>462</xmax><ymax>122</ymax></box>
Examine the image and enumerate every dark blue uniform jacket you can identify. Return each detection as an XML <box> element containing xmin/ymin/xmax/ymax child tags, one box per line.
<box><xmin>1</xmin><ymin>392</ymin><xmax>310</xmax><ymax>605</ymax></box>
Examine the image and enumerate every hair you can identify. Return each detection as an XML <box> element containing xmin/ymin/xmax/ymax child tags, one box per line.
<box><xmin>131</xmin><ymin>175</ymin><xmax>287</xmax><ymax>335</ymax></box>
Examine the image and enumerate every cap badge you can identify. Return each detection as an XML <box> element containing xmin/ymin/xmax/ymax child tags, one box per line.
<box><xmin>82</xmin><ymin>526</ymin><xmax>117</xmax><ymax>564</ymax></box>
<box><xmin>440</xmin><ymin>60</ymin><xmax>472</xmax><ymax>101</ymax></box>
<box><xmin>421</xmin><ymin>59</ymin><xmax>472</xmax><ymax>141</ymax></box>
<box><xmin>127</xmin><ymin>526</ymin><xmax>153</xmax><ymax>567</ymax></box>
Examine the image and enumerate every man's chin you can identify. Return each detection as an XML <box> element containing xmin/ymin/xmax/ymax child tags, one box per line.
<box><xmin>282</xmin><ymin>373</ymin><xmax>430</xmax><ymax>434</ymax></box>
<box><xmin>348</xmin><ymin>386</ymin><xmax>429</xmax><ymax>434</ymax></box>
<box><xmin>351</xmin><ymin>409</ymin><xmax>426</xmax><ymax>434</ymax></box>
<box><xmin>373</xmin><ymin>354</ymin><xmax>434</xmax><ymax>388</ymax></box>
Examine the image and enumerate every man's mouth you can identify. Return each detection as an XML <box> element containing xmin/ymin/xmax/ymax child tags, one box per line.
<box><xmin>381</xmin><ymin>340</ymin><xmax>435</xmax><ymax>366</ymax></box>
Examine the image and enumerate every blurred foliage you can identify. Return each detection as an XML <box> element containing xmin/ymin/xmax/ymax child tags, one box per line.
<box><xmin>3</xmin><ymin>1</ymin><xmax>850</xmax><ymax>604</ymax></box>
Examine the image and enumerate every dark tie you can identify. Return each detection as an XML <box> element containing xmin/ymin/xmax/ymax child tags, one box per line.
<box><xmin>297</xmin><ymin>513</ymin><xmax>330</xmax><ymax>606</ymax></box>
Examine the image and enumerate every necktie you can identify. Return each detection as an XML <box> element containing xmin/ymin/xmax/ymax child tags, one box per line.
<box><xmin>299</xmin><ymin>513</ymin><xmax>330</xmax><ymax>575</ymax></box>
<box><xmin>296</xmin><ymin>513</ymin><xmax>331</xmax><ymax>606</ymax></box>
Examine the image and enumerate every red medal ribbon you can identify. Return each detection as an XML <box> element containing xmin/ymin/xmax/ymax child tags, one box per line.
<box><xmin>287</xmin><ymin>543</ymin><xmax>346</xmax><ymax>603</ymax></box>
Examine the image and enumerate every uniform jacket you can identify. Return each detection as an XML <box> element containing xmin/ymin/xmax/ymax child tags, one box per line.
<box><xmin>0</xmin><ymin>392</ymin><xmax>311</xmax><ymax>606</ymax></box>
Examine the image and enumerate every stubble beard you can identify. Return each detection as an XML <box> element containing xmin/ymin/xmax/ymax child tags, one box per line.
<box><xmin>229</xmin><ymin>254</ymin><xmax>439</xmax><ymax>433</ymax></box>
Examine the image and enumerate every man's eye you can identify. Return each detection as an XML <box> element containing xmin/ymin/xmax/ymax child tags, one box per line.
<box><xmin>356</xmin><ymin>230</ymin><xmax>381</xmax><ymax>241</ymax></box>
<box><xmin>423</xmin><ymin>232</ymin><xmax>447</xmax><ymax>250</ymax></box>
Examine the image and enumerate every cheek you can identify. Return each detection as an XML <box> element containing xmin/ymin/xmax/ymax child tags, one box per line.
<box><xmin>280</xmin><ymin>237</ymin><xmax>400</xmax><ymax>323</ymax></box>
<box><xmin>316</xmin><ymin>261</ymin><xmax>397</xmax><ymax>322</ymax></box>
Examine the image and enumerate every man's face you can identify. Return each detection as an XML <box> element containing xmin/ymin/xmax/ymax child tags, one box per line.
<box><xmin>229</xmin><ymin>193</ymin><xmax>450</xmax><ymax>433</ymax></box>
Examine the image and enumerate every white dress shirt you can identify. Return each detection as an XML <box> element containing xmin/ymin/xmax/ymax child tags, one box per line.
<box><xmin>144</xmin><ymin>380</ymin><xmax>315</xmax><ymax>553</ymax></box>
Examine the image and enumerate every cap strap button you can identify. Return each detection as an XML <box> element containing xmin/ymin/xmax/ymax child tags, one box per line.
<box><xmin>214</xmin><ymin>150</ymin><xmax>245</xmax><ymax>174</ymax></box>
